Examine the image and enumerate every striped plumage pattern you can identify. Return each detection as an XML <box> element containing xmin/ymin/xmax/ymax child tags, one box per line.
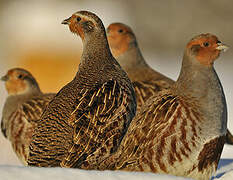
<box><xmin>61</xmin><ymin>80</ymin><xmax>134</xmax><ymax>168</ymax></box>
<box><xmin>29</xmin><ymin>78</ymin><xmax>136</xmax><ymax>168</ymax></box>
<box><xmin>28</xmin><ymin>11</ymin><xmax>136</xmax><ymax>168</ymax></box>
<box><xmin>100</xmin><ymin>91</ymin><xmax>225</xmax><ymax>180</ymax></box>
<box><xmin>107</xmin><ymin>23</ymin><xmax>233</xmax><ymax>145</ymax></box>
<box><xmin>99</xmin><ymin>33</ymin><xmax>228</xmax><ymax>180</ymax></box>
<box><xmin>132</xmin><ymin>79</ymin><xmax>171</xmax><ymax>109</ymax></box>
<box><xmin>106</xmin><ymin>92</ymin><xmax>222</xmax><ymax>169</ymax></box>
<box><xmin>5</xmin><ymin>94</ymin><xmax>54</xmax><ymax>165</ymax></box>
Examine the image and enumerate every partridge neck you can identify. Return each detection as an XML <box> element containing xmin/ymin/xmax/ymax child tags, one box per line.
<box><xmin>29</xmin><ymin>86</ymin><xmax>42</xmax><ymax>96</ymax></box>
<box><xmin>174</xmin><ymin>51</ymin><xmax>227</xmax><ymax>135</ymax></box>
<box><xmin>79</xmin><ymin>31</ymin><xmax>112</xmax><ymax>71</ymax></box>
<box><xmin>74</xmin><ymin>31</ymin><xmax>115</xmax><ymax>86</ymax></box>
<box><xmin>175</xmin><ymin>52</ymin><xmax>218</xmax><ymax>98</ymax></box>
<box><xmin>117</xmin><ymin>45</ymin><xmax>148</xmax><ymax>72</ymax></box>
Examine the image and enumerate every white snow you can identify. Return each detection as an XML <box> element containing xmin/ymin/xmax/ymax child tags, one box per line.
<box><xmin>1</xmin><ymin>162</ymin><xmax>233</xmax><ymax>180</ymax></box>
<box><xmin>0</xmin><ymin>165</ymin><xmax>190</xmax><ymax>180</ymax></box>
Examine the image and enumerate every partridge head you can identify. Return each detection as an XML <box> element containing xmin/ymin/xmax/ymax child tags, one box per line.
<box><xmin>62</xmin><ymin>11</ymin><xmax>106</xmax><ymax>42</ymax></box>
<box><xmin>1</xmin><ymin>68</ymin><xmax>41</xmax><ymax>96</ymax></box>
<box><xmin>107</xmin><ymin>23</ymin><xmax>137</xmax><ymax>59</ymax></box>
<box><xmin>185</xmin><ymin>33</ymin><xmax>228</xmax><ymax>66</ymax></box>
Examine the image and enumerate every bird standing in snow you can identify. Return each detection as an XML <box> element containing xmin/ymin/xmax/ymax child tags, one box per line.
<box><xmin>1</xmin><ymin>68</ymin><xmax>54</xmax><ymax>165</ymax></box>
<box><xmin>101</xmin><ymin>33</ymin><xmax>228</xmax><ymax>180</ymax></box>
<box><xmin>28</xmin><ymin>11</ymin><xmax>136</xmax><ymax>169</ymax></box>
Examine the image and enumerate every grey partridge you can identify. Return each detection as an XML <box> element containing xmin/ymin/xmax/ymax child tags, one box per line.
<box><xmin>27</xmin><ymin>11</ymin><xmax>136</xmax><ymax>169</ymax></box>
<box><xmin>107</xmin><ymin>22</ymin><xmax>173</xmax><ymax>109</ymax></box>
<box><xmin>1</xmin><ymin>68</ymin><xmax>54</xmax><ymax>165</ymax></box>
<box><xmin>100</xmin><ymin>33</ymin><xmax>228</xmax><ymax>180</ymax></box>
<box><xmin>107</xmin><ymin>22</ymin><xmax>233</xmax><ymax>145</ymax></box>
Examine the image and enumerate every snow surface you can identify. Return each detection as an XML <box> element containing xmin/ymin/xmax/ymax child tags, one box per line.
<box><xmin>1</xmin><ymin>160</ymin><xmax>233</xmax><ymax>180</ymax></box>
<box><xmin>1</xmin><ymin>162</ymin><xmax>233</xmax><ymax>180</ymax></box>
<box><xmin>0</xmin><ymin>165</ymin><xmax>191</xmax><ymax>180</ymax></box>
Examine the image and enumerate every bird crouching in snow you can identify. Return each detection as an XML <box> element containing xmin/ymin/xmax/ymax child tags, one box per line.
<box><xmin>27</xmin><ymin>11</ymin><xmax>136</xmax><ymax>169</ymax></box>
<box><xmin>1</xmin><ymin>68</ymin><xmax>55</xmax><ymax>165</ymax></box>
<box><xmin>100</xmin><ymin>33</ymin><xmax>228</xmax><ymax>180</ymax></box>
<box><xmin>107</xmin><ymin>22</ymin><xmax>173</xmax><ymax>109</ymax></box>
<box><xmin>107</xmin><ymin>22</ymin><xmax>233</xmax><ymax>145</ymax></box>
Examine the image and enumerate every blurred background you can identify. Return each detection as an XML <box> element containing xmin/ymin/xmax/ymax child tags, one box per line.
<box><xmin>0</xmin><ymin>0</ymin><xmax>232</xmax><ymax>165</ymax></box>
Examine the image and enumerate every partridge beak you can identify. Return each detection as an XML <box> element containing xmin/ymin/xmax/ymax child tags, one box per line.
<box><xmin>216</xmin><ymin>43</ymin><xmax>229</xmax><ymax>52</ymax></box>
<box><xmin>1</xmin><ymin>75</ymin><xmax>8</xmax><ymax>81</ymax></box>
<box><xmin>62</xmin><ymin>17</ymin><xmax>71</xmax><ymax>25</ymax></box>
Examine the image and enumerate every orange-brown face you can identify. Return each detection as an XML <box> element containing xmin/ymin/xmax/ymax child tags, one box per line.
<box><xmin>62</xmin><ymin>14</ymin><xmax>95</xmax><ymax>41</ymax></box>
<box><xmin>107</xmin><ymin>23</ymin><xmax>135</xmax><ymax>58</ymax></box>
<box><xmin>187</xmin><ymin>34</ymin><xmax>227</xmax><ymax>66</ymax></box>
<box><xmin>2</xmin><ymin>69</ymin><xmax>30</xmax><ymax>95</ymax></box>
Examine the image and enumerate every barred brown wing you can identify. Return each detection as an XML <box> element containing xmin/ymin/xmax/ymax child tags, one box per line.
<box><xmin>61</xmin><ymin>79</ymin><xmax>136</xmax><ymax>168</ymax></box>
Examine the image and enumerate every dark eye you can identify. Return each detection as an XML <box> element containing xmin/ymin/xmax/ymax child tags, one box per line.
<box><xmin>217</xmin><ymin>40</ymin><xmax>221</xmax><ymax>44</ymax></box>
<box><xmin>18</xmin><ymin>74</ymin><xmax>23</xmax><ymax>79</ymax></box>
<box><xmin>76</xmin><ymin>17</ymin><xmax>81</xmax><ymax>22</ymax></box>
<box><xmin>118</xmin><ymin>29</ymin><xmax>123</xmax><ymax>33</ymax></box>
<box><xmin>203</xmin><ymin>42</ymin><xmax>209</xmax><ymax>47</ymax></box>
